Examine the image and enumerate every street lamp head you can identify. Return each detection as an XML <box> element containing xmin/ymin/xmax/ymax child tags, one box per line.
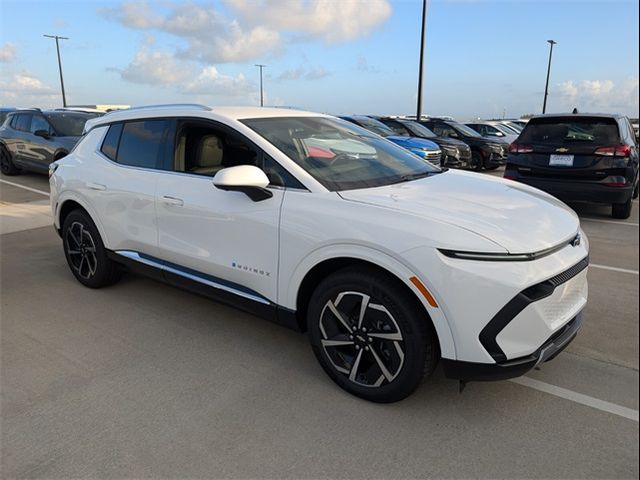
<box><xmin>547</xmin><ymin>39</ymin><xmax>557</xmax><ymax>45</ymax></box>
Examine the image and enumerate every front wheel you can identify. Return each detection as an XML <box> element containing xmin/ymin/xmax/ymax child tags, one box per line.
<box><xmin>308</xmin><ymin>267</ymin><xmax>438</xmax><ymax>403</ymax></box>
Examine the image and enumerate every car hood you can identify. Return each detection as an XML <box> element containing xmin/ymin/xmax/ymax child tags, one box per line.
<box><xmin>433</xmin><ymin>137</ymin><xmax>469</xmax><ymax>148</ymax></box>
<box><xmin>388</xmin><ymin>136</ymin><xmax>439</xmax><ymax>151</ymax></box>
<box><xmin>56</xmin><ymin>136</ymin><xmax>81</xmax><ymax>150</ymax></box>
<box><xmin>338</xmin><ymin>170</ymin><xmax>579</xmax><ymax>253</ymax></box>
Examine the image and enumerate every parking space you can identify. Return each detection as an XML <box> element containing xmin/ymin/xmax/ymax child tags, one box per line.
<box><xmin>1</xmin><ymin>171</ymin><xmax>638</xmax><ymax>478</ymax></box>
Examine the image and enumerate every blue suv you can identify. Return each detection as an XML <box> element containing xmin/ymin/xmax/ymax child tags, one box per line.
<box><xmin>340</xmin><ymin>115</ymin><xmax>442</xmax><ymax>165</ymax></box>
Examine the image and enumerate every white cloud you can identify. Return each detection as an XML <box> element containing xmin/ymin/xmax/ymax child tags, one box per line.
<box><xmin>278</xmin><ymin>66</ymin><xmax>331</xmax><ymax>81</ymax></box>
<box><xmin>183</xmin><ymin>66</ymin><xmax>253</xmax><ymax>96</ymax></box>
<box><xmin>119</xmin><ymin>47</ymin><xmax>193</xmax><ymax>85</ymax></box>
<box><xmin>0</xmin><ymin>43</ymin><xmax>16</xmax><ymax>62</ymax></box>
<box><xmin>556</xmin><ymin>77</ymin><xmax>639</xmax><ymax>115</ymax></box>
<box><xmin>0</xmin><ymin>72</ymin><xmax>58</xmax><ymax>106</ymax></box>
<box><xmin>225</xmin><ymin>0</ymin><xmax>392</xmax><ymax>43</ymax></box>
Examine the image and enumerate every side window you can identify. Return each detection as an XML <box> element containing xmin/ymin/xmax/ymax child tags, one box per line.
<box><xmin>117</xmin><ymin>120</ymin><xmax>168</xmax><ymax>169</ymax></box>
<box><xmin>30</xmin><ymin>115</ymin><xmax>50</xmax><ymax>134</ymax></box>
<box><xmin>173</xmin><ymin>121</ymin><xmax>258</xmax><ymax>177</ymax></box>
<box><xmin>9</xmin><ymin>115</ymin><xmax>18</xmax><ymax>129</ymax></box>
<box><xmin>15</xmin><ymin>114</ymin><xmax>32</xmax><ymax>132</ymax></box>
<box><xmin>384</xmin><ymin>120</ymin><xmax>408</xmax><ymax>136</ymax></box>
<box><xmin>262</xmin><ymin>155</ymin><xmax>305</xmax><ymax>189</ymax></box>
<box><xmin>433</xmin><ymin>123</ymin><xmax>454</xmax><ymax>137</ymax></box>
<box><xmin>100</xmin><ymin>123</ymin><xmax>123</xmax><ymax>161</ymax></box>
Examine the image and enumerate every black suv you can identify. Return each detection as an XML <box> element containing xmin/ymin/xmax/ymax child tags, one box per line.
<box><xmin>418</xmin><ymin>118</ymin><xmax>509</xmax><ymax>170</ymax></box>
<box><xmin>505</xmin><ymin>113</ymin><xmax>639</xmax><ymax>219</ymax></box>
<box><xmin>375</xmin><ymin>117</ymin><xmax>472</xmax><ymax>169</ymax></box>
<box><xmin>0</xmin><ymin>109</ymin><xmax>101</xmax><ymax>176</ymax></box>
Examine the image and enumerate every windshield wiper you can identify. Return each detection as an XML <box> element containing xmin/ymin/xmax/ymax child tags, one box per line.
<box><xmin>398</xmin><ymin>171</ymin><xmax>434</xmax><ymax>183</ymax></box>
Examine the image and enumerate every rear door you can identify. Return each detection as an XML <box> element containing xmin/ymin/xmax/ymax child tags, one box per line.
<box><xmin>21</xmin><ymin>114</ymin><xmax>56</xmax><ymax>171</ymax></box>
<box><xmin>10</xmin><ymin>113</ymin><xmax>32</xmax><ymax>165</ymax></box>
<box><xmin>515</xmin><ymin>116</ymin><xmax>620</xmax><ymax>180</ymax></box>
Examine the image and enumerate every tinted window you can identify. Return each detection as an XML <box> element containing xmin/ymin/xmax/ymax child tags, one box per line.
<box><xmin>117</xmin><ymin>120</ymin><xmax>167</xmax><ymax>169</ymax></box>
<box><xmin>44</xmin><ymin>112</ymin><xmax>97</xmax><ymax>136</ymax></box>
<box><xmin>30</xmin><ymin>115</ymin><xmax>50</xmax><ymax>134</ymax></box>
<box><xmin>15</xmin><ymin>114</ymin><xmax>32</xmax><ymax>132</ymax></box>
<box><xmin>263</xmin><ymin>155</ymin><xmax>305</xmax><ymax>189</ymax></box>
<box><xmin>101</xmin><ymin>123</ymin><xmax>123</xmax><ymax>161</ymax></box>
<box><xmin>519</xmin><ymin>117</ymin><xmax>620</xmax><ymax>145</ymax></box>
<box><xmin>0</xmin><ymin>112</ymin><xmax>9</xmax><ymax>125</ymax></box>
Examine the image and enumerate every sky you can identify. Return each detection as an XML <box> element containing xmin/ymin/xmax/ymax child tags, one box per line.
<box><xmin>1</xmin><ymin>0</ymin><xmax>638</xmax><ymax>119</ymax></box>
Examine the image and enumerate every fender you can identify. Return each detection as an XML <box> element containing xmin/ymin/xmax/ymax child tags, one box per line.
<box><xmin>53</xmin><ymin>190</ymin><xmax>111</xmax><ymax>248</ymax></box>
<box><xmin>283</xmin><ymin>242</ymin><xmax>457</xmax><ymax>360</ymax></box>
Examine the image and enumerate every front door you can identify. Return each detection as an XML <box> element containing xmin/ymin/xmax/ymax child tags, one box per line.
<box><xmin>155</xmin><ymin>119</ymin><xmax>283</xmax><ymax>305</ymax></box>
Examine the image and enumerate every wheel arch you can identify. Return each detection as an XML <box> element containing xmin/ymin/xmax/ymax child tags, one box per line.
<box><xmin>55</xmin><ymin>194</ymin><xmax>109</xmax><ymax>247</ymax></box>
<box><xmin>291</xmin><ymin>252</ymin><xmax>456</xmax><ymax>359</ymax></box>
<box><xmin>53</xmin><ymin>149</ymin><xmax>69</xmax><ymax>161</ymax></box>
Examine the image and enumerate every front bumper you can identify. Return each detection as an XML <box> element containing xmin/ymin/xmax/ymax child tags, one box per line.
<box><xmin>442</xmin><ymin>312</ymin><xmax>582</xmax><ymax>381</ymax></box>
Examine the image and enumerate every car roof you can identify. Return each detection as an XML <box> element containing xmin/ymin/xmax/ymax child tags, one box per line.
<box><xmin>86</xmin><ymin>104</ymin><xmax>330</xmax><ymax>129</ymax></box>
<box><xmin>528</xmin><ymin>113</ymin><xmax>625</xmax><ymax>120</ymax></box>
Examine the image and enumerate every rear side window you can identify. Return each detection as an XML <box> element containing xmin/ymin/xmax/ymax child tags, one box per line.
<box><xmin>15</xmin><ymin>114</ymin><xmax>32</xmax><ymax>132</ymax></box>
<box><xmin>520</xmin><ymin>117</ymin><xmax>620</xmax><ymax>145</ymax></box>
<box><xmin>100</xmin><ymin>123</ymin><xmax>123</xmax><ymax>161</ymax></box>
<box><xmin>116</xmin><ymin>120</ymin><xmax>168</xmax><ymax>169</ymax></box>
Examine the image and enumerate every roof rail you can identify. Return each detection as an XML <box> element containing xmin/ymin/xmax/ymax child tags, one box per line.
<box><xmin>106</xmin><ymin>103</ymin><xmax>211</xmax><ymax>114</ymax></box>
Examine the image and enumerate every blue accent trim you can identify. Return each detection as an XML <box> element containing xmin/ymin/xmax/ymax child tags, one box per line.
<box><xmin>115</xmin><ymin>250</ymin><xmax>271</xmax><ymax>306</ymax></box>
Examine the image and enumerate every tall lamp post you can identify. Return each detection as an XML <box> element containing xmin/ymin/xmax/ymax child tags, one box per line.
<box><xmin>255</xmin><ymin>64</ymin><xmax>266</xmax><ymax>107</ymax></box>
<box><xmin>416</xmin><ymin>0</ymin><xmax>429</xmax><ymax>120</ymax></box>
<box><xmin>542</xmin><ymin>39</ymin><xmax>557</xmax><ymax>114</ymax></box>
<box><xmin>44</xmin><ymin>34</ymin><xmax>69</xmax><ymax>107</ymax></box>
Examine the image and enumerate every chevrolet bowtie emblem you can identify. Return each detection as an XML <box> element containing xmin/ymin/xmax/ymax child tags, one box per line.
<box><xmin>556</xmin><ymin>147</ymin><xmax>569</xmax><ymax>153</ymax></box>
<box><xmin>571</xmin><ymin>233</ymin><xmax>581</xmax><ymax>247</ymax></box>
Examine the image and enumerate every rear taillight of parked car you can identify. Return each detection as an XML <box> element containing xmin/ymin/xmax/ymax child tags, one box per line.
<box><xmin>508</xmin><ymin>143</ymin><xmax>533</xmax><ymax>154</ymax></box>
<box><xmin>594</xmin><ymin>145</ymin><xmax>632</xmax><ymax>157</ymax></box>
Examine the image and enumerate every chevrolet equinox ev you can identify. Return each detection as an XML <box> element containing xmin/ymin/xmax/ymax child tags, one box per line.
<box><xmin>49</xmin><ymin>105</ymin><xmax>589</xmax><ymax>402</ymax></box>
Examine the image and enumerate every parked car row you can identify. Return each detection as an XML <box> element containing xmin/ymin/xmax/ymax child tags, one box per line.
<box><xmin>0</xmin><ymin>108</ymin><xmax>103</xmax><ymax>175</ymax></box>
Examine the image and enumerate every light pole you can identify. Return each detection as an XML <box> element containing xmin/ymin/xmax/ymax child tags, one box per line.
<box><xmin>416</xmin><ymin>0</ymin><xmax>429</xmax><ymax>120</ymax></box>
<box><xmin>255</xmin><ymin>64</ymin><xmax>266</xmax><ymax>107</ymax></box>
<box><xmin>44</xmin><ymin>34</ymin><xmax>69</xmax><ymax>107</ymax></box>
<box><xmin>542</xmin><ymin>39</ymin><xmax>557</xmax><ymax>114</ymax></box>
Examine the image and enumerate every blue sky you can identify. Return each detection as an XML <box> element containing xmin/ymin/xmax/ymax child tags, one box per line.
<box><xmin>1</xmin><ymin>0</ymin><xmax>638</xmax><ymax>119</ymax></box>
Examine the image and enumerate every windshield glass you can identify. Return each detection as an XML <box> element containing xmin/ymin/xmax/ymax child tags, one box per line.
<box><xmin>242</xmin><ymin>117</ymin><xmax>441</xmax><ymax>191</ymax></box>
<box><xmin>519</xmin><ymin>117</ymin><xmax>620</xmax><ymax>144</ymax></box>
<box><xmin>402</xmin><ymin>120</ymin><xmax>437</xmax><ymax>138</ymax></box>
<box><xmin>44</xmin><ymin>112</ymin><xmax>100</xmax><ymax>136</ymax></box>
<box><xmin>493</xmin><ymin>124</ymin><xmax>518</xmax><ymax>135</ymax></box>
<box><xmin>507</xmin><ymin>123</ymin><xmax>524</xmax><ymax>132</ymax></box>
<box><xmin>350</xmin><ymin>117</ymin><xmax>396</xmax><ymax>137</ymax></box>
<box><xmin>451</xmin><ymin>122</ymin><xmax>482</xmax><ymax>138</ymax></box>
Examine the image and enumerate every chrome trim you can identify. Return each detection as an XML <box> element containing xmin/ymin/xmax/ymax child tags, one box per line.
<box><xmin>115</xmin><ymin>250</ymin><xmax>271</xmax><ymax>305</ymax></box>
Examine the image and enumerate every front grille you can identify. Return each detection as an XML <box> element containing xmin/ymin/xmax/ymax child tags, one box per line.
<box><xmin>425</xmin><ymin>151</ymin><xmax>441</xmax><ymax>163</ymax></box>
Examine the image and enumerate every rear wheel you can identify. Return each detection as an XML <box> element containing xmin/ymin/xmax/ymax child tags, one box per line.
<box><xmin>62</xmin><ymin>210</ymin><xmax>122</xmax><ymax>288</ymax></box>
<box><xmin>612</xmin><ymin>197</ymin><xmax>633</xmax><ymax>219</ymax></box>
<box><xmin>0</xmin><ymin>145</ymin><xmax>20</xmax><ymax>176</ymax></box>
<box><xmin>308</xmin><ymin>267</ymin><xmax>438</xmax><ymax>403</ymax></box>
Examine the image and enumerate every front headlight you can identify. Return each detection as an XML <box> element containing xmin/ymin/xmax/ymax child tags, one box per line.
<box><xmin>441</xmin><ymin>145</ymin><xmax>458</xmax><ymax>156</ymax></box>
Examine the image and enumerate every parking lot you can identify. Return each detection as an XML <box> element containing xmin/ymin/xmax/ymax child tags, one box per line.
<box><xmin>1</xmin><ymin>170</ymin><xmax>638</xmax><ymax>478</ymax></box>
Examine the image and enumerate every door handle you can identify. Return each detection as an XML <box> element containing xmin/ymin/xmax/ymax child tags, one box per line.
<box><xmin>162</xmin><ymin>195</ymin><xmax>184</xmax><ymax>206</ymax></box>
<box><xmin>88</xmin><ymin>182</ymin><xmax>107</xmax><ymax>191</ymax></box>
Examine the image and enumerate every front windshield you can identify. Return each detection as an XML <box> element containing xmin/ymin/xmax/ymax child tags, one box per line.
<box><xmin>45</xmin><ymin>112</ymin><xmax>100</xmax><ymax>136</ymax></box>
<box><xmin>242</xmin><ymin>116</ymin><xmax>441</xmax><ymax>191</ymax></box>
<box><xmin>402</xmin><ymin>120</ymin><xmax>437</xmax><ymax>138</ymax></box>
<box><xmin>351</xmin><ymin>117</ymin><xmax>396</xmax><ymax>137</ymax></box>
<box><xmin>494</xmin><ymin>124</ymin><xmax>517</xmax><ymax>135</ymax></box>
<box><xmin>452</xmin><ymin>122</ymin><xmax>482</xmax><ymax>138</ymax></box>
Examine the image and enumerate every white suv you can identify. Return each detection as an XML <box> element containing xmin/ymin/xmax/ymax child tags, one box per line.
<box><xmin>50</xmin><ymin>104</ymin><xmax>589</xmax><ymax>402</ymax></box>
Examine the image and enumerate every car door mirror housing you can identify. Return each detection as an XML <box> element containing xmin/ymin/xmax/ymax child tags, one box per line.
<box><xmin>34</xmin><ymin>129</ymin><xmax>50</xmax><ymax>138</ymax></box>
<box><xmin>212</xmin><ymin>165</ymin><xmax>273</xmax><ymax>202</ymax></box>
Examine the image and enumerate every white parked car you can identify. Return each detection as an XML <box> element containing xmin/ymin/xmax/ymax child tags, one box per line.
<box><xmin>50</xmin><ymin>105</ymin><xmax>589</xmax><ymax>402</ymax></box>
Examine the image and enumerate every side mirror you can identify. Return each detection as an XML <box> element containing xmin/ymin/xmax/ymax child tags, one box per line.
<box><xmin>212</xmin><ymin>165</ymin><xmax>273</xmax><ymax>202</ymax></box>
<box><xmin>34</xmin><ymin>129</ymin><xmax>50</xmax><ymax>138</ymax></box>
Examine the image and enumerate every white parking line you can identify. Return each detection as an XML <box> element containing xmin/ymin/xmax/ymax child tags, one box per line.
<box><xmin>581</xmin><ymin>217</ymin><xmax>639</xmax><ymax>227</ymax></box>
<box><xmin>510</xmin><ymin>376</ymin><xmax>639</xmax><ymax>422</ymax></box>
<box><xmin>0</xmin><ymin>178</ymin><xmax>49</xmax><ymax>197</ymax></box>
<box><xmin>590</xmin><ymin>263</ymin><xmax>639</xmax><ymax>275</ymax></box>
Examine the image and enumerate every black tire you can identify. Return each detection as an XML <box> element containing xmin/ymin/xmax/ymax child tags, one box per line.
<box><xmin>0</xmin><ymin>144</ymin><xmax>20</xmax><ymax>176</ymax></box>
<box><xmin>308</xmin><ymin>267</ymin><xmax>438</xmax><ymax>403</ymax></box>
<box><xmin>62</xmin><ymin>209</ymin><xmax>122</xmax><ymax>288</ymax></box>
<box><xmin>470</xmin><ymin>150</ymin><xmax>484</xmax><ymax>171</ymax></box>
<box><xmin>612</xmin><ymin>197</ymin><xmax>633</xmax><ymax>219</ymax></box>
<box><xmin>633</xmin><ymin>178</ymin><xmax>639</xmax><ymax>199</ymax></box>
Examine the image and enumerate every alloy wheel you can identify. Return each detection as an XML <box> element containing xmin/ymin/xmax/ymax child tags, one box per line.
<box><xmin>65</xmin><ymin>221</ymin><xmax>98</xmax><ymax>280</ymax></box>
<box><xmin>319</xmin><ymin>291</ymin><xmax>405</xmax><ymax>388</ymax></box>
